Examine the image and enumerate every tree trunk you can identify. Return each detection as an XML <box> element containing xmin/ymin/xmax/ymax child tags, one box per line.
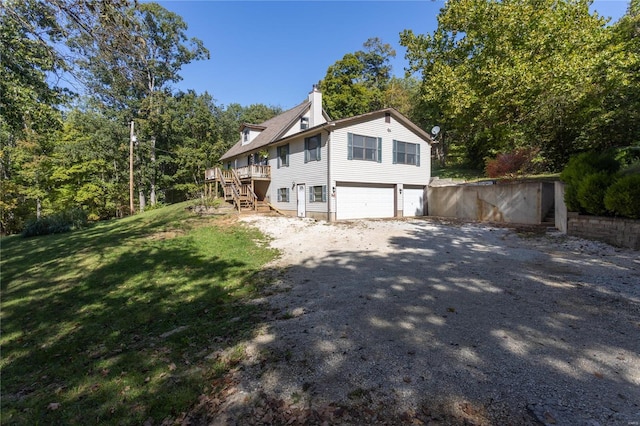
<box><xmin>36</xmin><ymin>198</ymin><xmax>42</xmax><ymax>220</ymax></box>
<box><xmin>139</xmin><ymin>189</ymin><xmax>146</xmax><ymax>212</ymax></box>
<box><xmin>150</xmin><ymin>136</ymin><xmax>156</xmax><ymax>206</ymax></box>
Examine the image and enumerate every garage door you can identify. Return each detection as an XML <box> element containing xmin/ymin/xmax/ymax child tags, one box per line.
<box><xmin>336</xmin><ymin>185</ymin><xmax>395</xmax><ymax>220</ymax></box>
<box><xmin>403</xmin><ymin>187</ymin><xmax>424</xmax><ymax>216</ymax></box>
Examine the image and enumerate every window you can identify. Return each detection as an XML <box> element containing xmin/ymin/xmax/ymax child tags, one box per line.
<box><xmin>300</xmin><ymin>116</ymin><xmax>309</xmax><ymax>130</ymax></box>
<box><xmin>277</xmin><ymin>144</ymin><xmax>289</xmax><ymax>168</ymax></box>
<box><xmin>309</xmin><ymin>185</ymin><xmax>327</xmax><ymax>203</ymax></box>
<box><xmin>304</xmin><ymin>134</ymin><xmax>321</xmax><ymax>162</ymax></box>
<box><xmin>277</xmin><ymin>187</ymin><xmax>289</xmax><ymax>202</ymax></box>
<box><xmin>393</xmin><ymin>140</ymin><xmax>420</xmax><ymax>166</ymax></box>
<box><xmin>347</xmin><ymin>133</ymin><xmax>381</xmax><ymax>163</ymax></box>
<box><xmin>243</xmin><ymin>129</ymin><xmax>250</xmax><ymax>143</ymax></box>
<box><xmin>385</xmin><ymin>112</ymin><xmax>391</xmax><ymax>123</ymax></box>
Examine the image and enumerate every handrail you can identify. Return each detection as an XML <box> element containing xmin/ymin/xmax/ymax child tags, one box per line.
<box><xmin>207</xmin><ymin>165</ymin><xmax>271</xmax><ymax>181</ymax></box>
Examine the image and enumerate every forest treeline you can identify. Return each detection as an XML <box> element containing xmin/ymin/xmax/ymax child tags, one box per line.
<box><xmin>1</xmin><ymin>0</ymin><xmax>638</xmax><ymax>233</ymax></box>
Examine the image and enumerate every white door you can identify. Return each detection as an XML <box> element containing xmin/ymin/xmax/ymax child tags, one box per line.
<box><xmin>403</xmin><ymin>187</ymin><xmax>425</xmax><ymax>216</ymax></box>
<box><xmin>336</xmin><ymin>185</ymin><xmax>394</xmax><ymax>220</ymax></box>
<box><xmin>297</xmin><ymin>184</ymin><xmax>306</xmax><ymax>218</ymax></box>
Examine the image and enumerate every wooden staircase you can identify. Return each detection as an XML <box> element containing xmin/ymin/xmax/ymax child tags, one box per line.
<box><xmin>212</xmin><ymin>168</ymin><xmax>258</xmax><ymax>212</ymax></box>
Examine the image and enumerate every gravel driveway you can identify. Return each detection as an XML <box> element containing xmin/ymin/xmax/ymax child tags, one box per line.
<box><xmin>209</xmin><ymin>216</ymin><xmax>639</xmax><ymax>425</ymax></box>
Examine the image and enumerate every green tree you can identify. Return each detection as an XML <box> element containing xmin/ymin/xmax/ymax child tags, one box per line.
<box><xmin>0</xmin><ymin>1</ymin><xmax>67</xmax><ymax>231</ymax></box>
<box><xmin>213</xmin><ymin>103</ymin><xmax>282</xmax><ymax>161</ymax></box>
<box><xmin>401</xmin><ymin>0</ymin><xmax>613</xmax><ymax>170</ymax></box>
<box><xmin>320</xmin><ymin>37</ymin><xmax>396</xmax><ymax>119</ymax></box>
<box><xmin>50</xmin><ymin>107</ymin><xmax>129</xmax><ymax>219</ymax></box>
<box><xmin>70</xmin><ymin>2</ymin><xmax>209</xmax><ymax>210</ymax></box>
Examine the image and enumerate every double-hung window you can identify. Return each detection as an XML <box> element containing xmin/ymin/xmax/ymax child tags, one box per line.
<box><xmin>347</xmin><ymin>133</ymin><xmax>382</xmax><ymax>162</ymax></box>
<box><xmin>277</xmin><ymin>144</ymin><xmax>289</xmax><ymax>168</ymax></box>
<box><xmin>304</xmin><ymin>134</ymin><xmax>321</xmax><ymax>162</ymax></box>
<box><xmin>309</xmin><ymin>185</ymin><xmax>327</xmax><ymax>203</ymax></box>
<box><xmin>277</xmin><ymin>187</ymin><xmax>290</xmax><ymax>202</ymax></box>
<box><xmin>393</xmin><ymin>140</ymin><xmax>420</xmax><ymax>166</ymax></box>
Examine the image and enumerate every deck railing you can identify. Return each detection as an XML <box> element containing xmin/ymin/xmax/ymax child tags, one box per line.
<box><xmin>205</xmin><ymin>167</ymin><xmax>258</xmax><ymax>211</ymax></box>
<box><xmin>205</xmin><ymin>165</ymin><xmax>270</xmax><ymax>181</ymax></box>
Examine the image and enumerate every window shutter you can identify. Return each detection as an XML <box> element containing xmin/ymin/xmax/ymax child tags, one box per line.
<box><xmin>317</xmin><ymin>137</ymin><xmax>321</xmax><ymax>161</ymax></box>
<box><xmin>392</xmin><ymin>140</ymin><xmax>397</xmax><ymax>164</ymax></box>
<box><xmin>286</xmin><ymin>188</ymin><xmax>290</xmax><ymax>202</ymax></box>
<box><xmin>322</xmin><ymin>185</ymin><xmax>327</xmax><ymax>202</ymax></box>
<box><xmin>304</xmin><ymin>139</ymin><xmax>309</xmax><ymax>163</ymax></box>
<box><xmin>347</xmin><ymin>133</ymin><xmax>353</xmax><ymax>160</ymax></box>
<box><xmin>277</xmin><ymin>146</ymin><xmax>281</xmax><ymax>169</ymax></box>
<box><xmin>377</xmin><ymin>137</ymin><xmax>382</xmax><ymax>163</ymax></box>
<box><xmin>309</xmin><ymin>186</ymin><xmax>314</xmax><ymax>202</ymax></box>
<box><xmin>416</xmin><ymin>144</ymin><xmax>421</xmax><ymax>167</ymax></box>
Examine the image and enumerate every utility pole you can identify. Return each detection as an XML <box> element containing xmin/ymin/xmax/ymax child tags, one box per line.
<box><xmin>129</xmin><ymin>120</ymin><xmax>135</xmax><ymax>215</ymax></box>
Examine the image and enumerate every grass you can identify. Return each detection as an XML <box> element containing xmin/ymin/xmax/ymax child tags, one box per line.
<box><xmin>1</xmin><ymin>202</ymin><xmax>277</xmax><ymax>425</ymax></box>
<box><xmin>432</xmin><ymin>163</ymin><xmax>560</xmax><ymax>183</ymax></box>
<box><xmin>431</xmin><ymin>163</ymin><xmax>483</xmax><ymax>181</ymax></box>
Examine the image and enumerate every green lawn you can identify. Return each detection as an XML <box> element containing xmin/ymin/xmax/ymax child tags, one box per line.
<box><xmin>1</xmin><ymin>202</ymin><xmax>277</xmax><ymax>425</ymax></box>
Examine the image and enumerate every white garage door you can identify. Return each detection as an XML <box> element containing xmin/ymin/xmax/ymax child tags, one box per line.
<box><xmin>336</xmin><ymin>185</ymin><xmax>395</xmax><ymax>220</ymax></box>
<box><xmin>403</xmin><ymin>187</ymin><xmax>424</xmax><ymax>216</ymax></box>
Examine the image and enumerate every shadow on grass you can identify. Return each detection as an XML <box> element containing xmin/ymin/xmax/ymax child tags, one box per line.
<box><xmin>1</xmin><ymin>206</ymin><xmax>275</xmax><ymax>424</ymax></box>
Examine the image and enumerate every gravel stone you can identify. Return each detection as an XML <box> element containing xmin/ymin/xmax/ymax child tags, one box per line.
<box><xmin>215</xmin><ymin>216</ymin><xmax>640</xmax><ymax>425</ymax></box>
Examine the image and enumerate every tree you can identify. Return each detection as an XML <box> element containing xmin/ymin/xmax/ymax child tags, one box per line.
<box><xmin>320</xmin><ymin>38</ymin><xmax>396</xmax><ymax>119</ymax></box>
<box><xmin>401</xmin><ymin>0</ymin><xmax>614</xmax><ymax>170</ymax></box>
<box><xmin>213</xmin><ymin>103</ymin><xmax>282</xmax><ymax>161</ymax></box>
<box><xmin>70</xmin><ymin>2</ymin><xmax>209</xmax><ymax>209</ymax></box>
<box><xmin>1</xmin><ymin>1</ymin><xmax>67</xmax><ymax>231</ymax></box>
<box><xmin>50</xmin><ymin>107</ymin><xmax>129</xmax><ymax>219</ymax></box>
<box><xmin>1</xmin><ymin>0</ymin><xmax>133</xmax><ymax>232</ymax></box>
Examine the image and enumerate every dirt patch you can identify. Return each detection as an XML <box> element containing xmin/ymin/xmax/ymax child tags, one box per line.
<box><xmin>189</xmin><ymin>216</ymin><xmax>640</xmax><ymax>425</ymax></box>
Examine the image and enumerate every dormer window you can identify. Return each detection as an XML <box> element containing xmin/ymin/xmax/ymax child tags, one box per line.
<box><xmin>243</xmin><ymin>129</ymin><xmax>250</xmax><ymax>143</ymax></box>
<box><xmin>300</xmin><ymin>116</ymin><xmax>309</xmax><ymax>130</ymax></box>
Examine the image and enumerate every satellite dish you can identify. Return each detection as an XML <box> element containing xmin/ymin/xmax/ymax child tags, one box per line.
<box><xmin>431</xmin><ymin>126</ymin><xmax>441</xmax><ymax>136</ymax></box>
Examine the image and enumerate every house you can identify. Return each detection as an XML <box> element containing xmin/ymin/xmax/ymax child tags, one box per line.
<box><xmin>205</xmin><ymin>87</ymin><xmax>433</xmax><ymax>221</ymax></box>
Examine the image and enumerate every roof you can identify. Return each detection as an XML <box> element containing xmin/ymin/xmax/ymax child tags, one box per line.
<box><xmin>220</xmin><ymin>106</ymin><xmax>432</xmax><ymax>161</ymax></box>
<box><xmin>220</xmin><ymin>101</ymin><xmax>310</xmax><ymax>160</ymax></box>
<box><xmin>275</xmin><ymin>108</ymin><xmax>433</xmax><ymax>146</ymax></box>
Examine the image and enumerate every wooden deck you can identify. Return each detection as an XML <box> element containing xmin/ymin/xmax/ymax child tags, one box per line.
<box><xmin>205</xmin><ymin>165</ymin><xmax>270</xmax><ymax>182</ymax></box>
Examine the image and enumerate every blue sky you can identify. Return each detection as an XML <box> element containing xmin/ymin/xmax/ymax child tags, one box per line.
<box><xmin>159</xmin><ymin>1</ymin><xmax>631</xmax><ymax>110</ymax></box>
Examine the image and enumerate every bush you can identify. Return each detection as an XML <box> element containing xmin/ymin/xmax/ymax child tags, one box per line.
<box><xmin>577</xmin><ymin>172</ymin><xmax>617</xmax><ymax>216</ymax></box>
<box><xmin>485</xmin><ymin>148</ymin><xmax>538</xmax><ymax>178</ymax></box>
<box><xmin>604</xmin><ymin>174</ymin><xmax>640</xmax><ymax>219</ymax></box>
<box><xmin>560</xmin><ymin>151</ymin><xmax>620</xmax><ymax>212</ymax></box>
<box><xmin>22</xmin><ymin>208</ymin><xmax>88</xmax><ymax>238</ymax></box>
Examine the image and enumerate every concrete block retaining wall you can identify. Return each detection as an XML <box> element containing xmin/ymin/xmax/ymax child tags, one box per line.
<box><xmin>567</xmin><ymin>214</ymin><xmax>640</xmax><ymax>250</ymax></box>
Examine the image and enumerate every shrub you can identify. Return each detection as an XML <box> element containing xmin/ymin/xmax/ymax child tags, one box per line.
<box><xmin>604</xmin><ymin>174</ymin><xmax>640</xmax><ymax>219</ymax></box>
<box><xmin>485</xmin><ymin>148</ymin><xmax>537</xmax><ymax>178</ymax></box>
<box><xmin>560</xmin><ymin>151</ymin><xmax>620</xmax><ymax>212</ymax></box>
<box><xmin>577</xmin><ymin>172</ymin><xmax>617</xmax><ymax>216</ymax></box>
<box><xmin>22</xmin><ymin>208</ymin><xmax>88</xmax><ymax>238</ymax></box>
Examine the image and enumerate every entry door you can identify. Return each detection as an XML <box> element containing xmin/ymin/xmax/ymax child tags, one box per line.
<box><xmin>297</xmin><ymin>184</ymin><xmax>306</xmax><ymax>218</ymax></box>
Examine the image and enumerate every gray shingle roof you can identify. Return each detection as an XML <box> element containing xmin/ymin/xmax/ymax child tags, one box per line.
<box><xmin>220</xmin><ymin>101</ymin><xmax>310</xmax><ymax>160</ymax></box>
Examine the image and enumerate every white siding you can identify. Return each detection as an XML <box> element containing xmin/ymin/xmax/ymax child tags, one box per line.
<box><xmin>330</xmin><ymin>116</ymin><xmax>430</xmax><ymax>184</ymax></box>
<box><xmin>241</xmin><ymin>128</ymin><xmax>262</xmax><ymax>145</ymax></box>
<box><xmin>281</xmin><ymin>111</ymin><xmax>310</xmax><ymax>138</ymax></box>
<box><xmin>328</xmin><ymin>115</ymin><xmax>431</xmax><ymax>216</ymax></box>
<box><xmin>269</xmin><ymin>132</ymin><xmax>329</xmax><ymax>217</ymax></box>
